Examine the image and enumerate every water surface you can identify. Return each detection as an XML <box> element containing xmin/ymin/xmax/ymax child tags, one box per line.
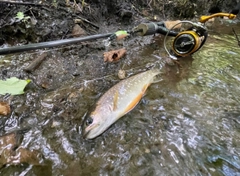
<box><xmin>0</xmin><ymin>20</ymin><xmax>240</xmax><ymax>176</ymax></box>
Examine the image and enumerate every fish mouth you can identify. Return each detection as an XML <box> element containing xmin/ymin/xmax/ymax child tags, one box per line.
<box><xmin>82</xmin><ymin>130</ymin><xmax>90</xmax><ymax>139</ymax></box>
<box><xmin>82</xmin><ymin>123</ymin><xmax>99</xmax><ymax>140</ymax></box>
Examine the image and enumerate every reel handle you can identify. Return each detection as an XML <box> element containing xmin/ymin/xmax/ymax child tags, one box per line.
<box><xmin>199</xmin><ymin>13</ymin><xmax>236</xmax><ymax>23</ymax></box>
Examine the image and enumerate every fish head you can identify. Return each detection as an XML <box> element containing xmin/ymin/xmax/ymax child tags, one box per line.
<box><xmin>82</xmin><ymin>110</ymin><xmax>113</xmax><ymax>140</ymax></box>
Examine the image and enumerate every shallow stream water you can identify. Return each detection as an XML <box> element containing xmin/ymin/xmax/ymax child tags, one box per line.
<box><xmin>0</xmin><ymin>20</ymin><xmax>240</xmax><ymax>176</ymax></box>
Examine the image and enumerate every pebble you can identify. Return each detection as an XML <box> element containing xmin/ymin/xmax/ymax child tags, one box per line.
<box><xmin>118</xmin><ymin>69</ymin><xmax>126</xmax><ymax>79</ymax></box>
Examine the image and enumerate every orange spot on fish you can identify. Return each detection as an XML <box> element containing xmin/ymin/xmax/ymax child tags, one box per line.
<box><xmin>113</xmin><ymin>91</ymin><xmax>119</xmax><ymax>111</ymax></box>
<box><xmin>91</xmin><ymin>111</ymin><xmax>97</xmax><ymax>115</ymax></box>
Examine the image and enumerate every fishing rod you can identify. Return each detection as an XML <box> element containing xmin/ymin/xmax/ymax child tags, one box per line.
<box><xmin>0</xmin><ymin>23</ymin><xmax>173</xmax><ymax>55</ymax></box>
<box><xmin>0</xmin><ymin>29</ymin><xmax>135</xmax><ymax>55</ymax></box>
<box><xmin>0</xmin><ymin>8</ymin><xmax>238</xmax><ymax>56</ymax></box>
<box><xmin>0</xmin><ymin>33</ymin><xmax>113</xmax><ymax>55</ymax></box>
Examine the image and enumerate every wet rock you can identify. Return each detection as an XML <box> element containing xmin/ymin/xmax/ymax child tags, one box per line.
<box><xmin>14</xmin><ymin>147</ymin><xmax>41</xmax><ymax>165</ymax></box>
<box><xmin>119</xmin><ymin>9</ymin><xmax>133</xmax><ymax>19</ymax></box>
<box><xmin>118</xmin><ymin>69</ymin><xmax>126</xmax><ymax>79</ymax></box>
<box><xmin>0</xmin><ymin>133</ymin><xmax>41</xmax><ymax>168</ymax></box>
<box><xmin>72</xmin><ymin>24</ymin><xmax>86</xmax><ymax>37</ymax></box>
<box><xmin>116</xmin><ymin>2</ymin><xmax>133</xmax><ymax>19</ymax></box>
<box><xmin>0</xmin><ymin>102</ymin><xmax>10</xmax><ymax>116</ymax></box>
<box><xmin>1</xmin><ymin>70</ymin><xmax>7</xmax><ymax>76</ymax></box>
<box><xmin>144</xmin><ymin>148</ymin><xmax>150</xmax><ymax>153</ymax></box>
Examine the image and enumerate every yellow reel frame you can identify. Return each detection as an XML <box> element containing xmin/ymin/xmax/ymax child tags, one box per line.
<box><xmin>172</xmin><ymin>30</ymin><xmax>203</xmax><ymax>57</ymax></box>
<box><xmin>164</xmin><ymin>13</ymin><xmax>237</xmax><ymax>59</ymax></box>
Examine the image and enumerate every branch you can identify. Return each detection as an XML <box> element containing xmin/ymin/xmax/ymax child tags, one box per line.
<box><xmin>232</xmin><ymin>28</ymin><xmax>240</xmax><ymax>47</ymax></box>
<box><xmin>0</xmin><ymin>0</ymin><xmax>48</xmax><ymax>6</ymax></box>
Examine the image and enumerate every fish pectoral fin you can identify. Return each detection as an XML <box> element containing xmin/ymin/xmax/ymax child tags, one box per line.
<box><xmin>123</xmin><ymin>84</ymin><xmax>149</xmax><ymax>114</ymax></box>
<box><xmin>142</xmin><ymin>83</ymin><xmax>149</xmax><ymax>93</ymax></box>
<box><xmin>113</xmin><ymin>91</ymin><xmax>119</xmax><ymax>111</ymax></box>
<box><xmin>152</xmin><ymin>77</ymin><xmax>163</xmax><ymax>84</ymax></box>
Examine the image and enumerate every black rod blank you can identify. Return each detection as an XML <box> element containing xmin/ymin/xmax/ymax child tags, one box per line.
<box><xmin>0</xmin><ymin>33</ymin><xmax>113</xmax><ymax>55</ymax></box>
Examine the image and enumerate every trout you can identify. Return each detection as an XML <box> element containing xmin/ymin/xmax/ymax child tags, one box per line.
<box><xmin>82</xmin><ymin>69</ymin><xmax>161</xmax><ymax>139</ymax></box>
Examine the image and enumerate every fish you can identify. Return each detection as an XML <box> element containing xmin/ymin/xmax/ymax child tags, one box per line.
<box><xmin>82</xmin><ymin>69</ymin><xmax>161</xmax><ymax>139</ymax></box>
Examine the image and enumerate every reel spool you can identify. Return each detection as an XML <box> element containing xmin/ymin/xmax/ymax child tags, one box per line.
<box><xmin>172</xmin><ymin>30</ymin><xmax>203</xmax><ymax>57</ymax></box>
<box><xmin>164</xmin><ymin>21</ymin><xmax>207</xmax><ymax>59</ymax></box>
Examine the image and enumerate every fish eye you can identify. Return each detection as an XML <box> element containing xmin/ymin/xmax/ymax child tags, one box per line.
<box><xmin>85</xmin><ymin>117</ymin><xmax>93</xmax><ymax>126</ymax></box>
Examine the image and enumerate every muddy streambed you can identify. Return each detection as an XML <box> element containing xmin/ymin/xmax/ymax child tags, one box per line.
<box><xmin>0</xmin><ymin>20</ymin><xmax>240</xmax><ymax>175</ymax></box>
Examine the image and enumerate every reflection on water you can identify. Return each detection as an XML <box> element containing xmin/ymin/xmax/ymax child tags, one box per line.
<box><xmin>1</xmin><ymin>21</ymin><xmax>240</xmax><ymax>175</ymax></box>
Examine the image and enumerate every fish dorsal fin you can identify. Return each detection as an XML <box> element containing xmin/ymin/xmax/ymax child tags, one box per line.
<box><xmin>113</xmin><ymin>91</ymin><xmax>119</xmax><ymax>111</ymax></box>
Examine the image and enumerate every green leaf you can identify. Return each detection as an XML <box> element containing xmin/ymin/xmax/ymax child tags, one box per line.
<box><xmin>0</xmin><ymin>77</ymin><xmax>31</xmax><ymax>95</ymax></box>
<box><xmin>16</xmin><ymin>12</ymin><xmax>24</xmax><ymax>20</ymax></box>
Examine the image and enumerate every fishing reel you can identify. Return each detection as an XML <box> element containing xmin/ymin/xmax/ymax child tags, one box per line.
<box><xmin>164</xmin><ymin>21</ymin><xmax>208</xmax><ymax>59</ymax></box>
<box><xmin>133</xmin><ymin>11</ymin><xmax>237</xmax><ymax>60</ymax></box>
<box><xmin>133</xmin><ymin>20</ymin><xmax>208</xmax><ymax>59</ymax></box>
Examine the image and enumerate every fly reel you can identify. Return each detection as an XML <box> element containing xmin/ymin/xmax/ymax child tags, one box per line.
<box><xmin>164</xmin><ymin>21</ymin><xmax>208</xmax><ymax>59</ymax></box>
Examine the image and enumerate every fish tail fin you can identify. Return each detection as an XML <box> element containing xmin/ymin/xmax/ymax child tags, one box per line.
<box><xmin>150</xmin><ymin>68</ymin><xmax>162</xmax><ymax>76</ymax></box>
<box><xmin>151</xmin><ymin>69</ymin><xmax>163</xmax><ymax>83</ymax></box>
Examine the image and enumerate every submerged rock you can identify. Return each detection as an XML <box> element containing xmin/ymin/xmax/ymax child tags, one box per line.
<box><xmin>0</xmin><ymin>133</ymin><xmax>41</xmax><ymax>168</ymax></box>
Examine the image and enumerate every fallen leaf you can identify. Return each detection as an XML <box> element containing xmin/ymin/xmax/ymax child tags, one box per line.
<box><xmin>72</xmin><ymin>24</ymin><xmax>86</xmax><ymax>37</ymax></box>
<box><xmin>0</xmin><ymin>133</ymin><xmax>21</xmax><ymax>168</ymax></box>
<box><xmin>15</xmin><ymin>147</ymin><xmax>40</xmax><ymax>165</ymax></box>
<box><xmin>0</xmin><ymin>77</ymin><xmax>31</xmax><ymax>95</ymax></box>
<box><xmin>103</xmin><ymin>48</ymin><xmax>126</xmax><ymax>62</ymax></box>
<box><xmin>0</xmin><ymin>102</ymin><xmax>11</xmax><ymax>116</ymax></box>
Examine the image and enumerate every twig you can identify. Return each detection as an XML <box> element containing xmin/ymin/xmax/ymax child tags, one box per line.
<box><xmin>148</xmin><ymin>0</ymin><xmax>153</xmax><ymax>8</ymax></box>
<box><xmin>232</xmin><ymin>28</ymin><xmax>240</xmax><ymax>47</ymax></box>
<box><xmin>131</xmin><ymin>3</ymin><xmax>145</xmax><ymax>16</ymax></box>
<box><xmin>0</xmin><ymin>0</ymin><xmax>48</xmax><ymax>6</ymax></box>
<box><xmin>29</xmin><ymin>7</ymin><xmax>36</xmax><ymax>21</ymax></box>
<box><xmin>24</xmin><ymin>52</ymin><xmax>48</xmax><ymax>73</ymax></box>
<box><xmin>74</xmin><ymin>15</ymin><xmax>99</xmax><ymax>29</ymax></box>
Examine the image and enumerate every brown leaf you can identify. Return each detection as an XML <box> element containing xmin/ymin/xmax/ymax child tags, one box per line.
<box><xmin>0</xmin><ymin>102</ymin><xmax>11</xmax><ymax>116</ymax></box>
<box><xmin>0</xmin><ymin>133</ymin><xmax>19</xmax><ymax>167</ymax></box>
<box><xmin>103</xmin><ymin>48</ymin><xmax>127</xmax><ymax>63</ymax></box>
<box><xmin>72</xmin><ymin>24</ymin><xmax>86</xmax><ymax>37</ymax></box>
<box><xmin>15</xmin><ymin>147</ymin><xmax>41</xmax><ymax>165</ymax></box>
<box><xmin>0</xmin><ymin>133</ymin><xmax>41</xmax><ymax>168</ymax></box>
